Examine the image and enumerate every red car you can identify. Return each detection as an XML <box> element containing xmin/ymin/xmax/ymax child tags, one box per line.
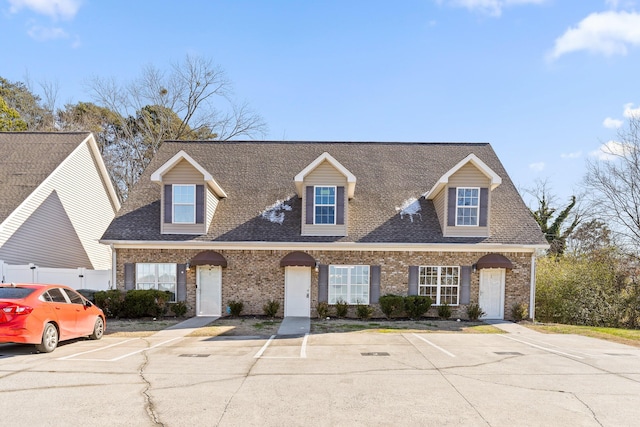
<box><xmin>0</xmin><ymin>283</ymin><xmax>105</xmax><ymax>353</ymax></box>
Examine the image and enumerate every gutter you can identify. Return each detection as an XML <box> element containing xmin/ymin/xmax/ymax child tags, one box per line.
<box><xmin>100</xmin><ymin>239</ymin><xmax>549</xmax><ymax>253</ymax></box>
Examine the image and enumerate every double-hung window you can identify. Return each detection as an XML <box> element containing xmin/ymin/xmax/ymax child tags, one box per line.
<box><xmin>329</xmin><ymin>265</ymin><xmax>370</xmax><ymax>304</ymax></box>
<box><xmin>173</xmin><ymin>184</ymin><xmax>196</xmax><ymax>224</ymax></box>
<box><xmin>456</xmin><ymin>187</ymin><xmax>479</xmax><ymax>226</ymax></box>
<box><xmin>136</xmin><ymin>263</ymin><xmax>177</xmax><ymax>302</ymax></box>
<box><xmin>314</xmin><ymin>186</ymin><xmax>336</xmax><ymax>224</ymax></box>
<box><xmin>418</xmin><ymin>266</ymin><xmax>459</xmax><ymax>305</ymax></box>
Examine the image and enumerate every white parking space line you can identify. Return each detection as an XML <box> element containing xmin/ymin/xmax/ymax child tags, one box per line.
<box><xmin>300</xmin><ymin>333</ymin><xmax>309</xmax><ymax>358</ymax></box>
<box><xmin>411</xmin><ymin>333</ymin><xmax>456</xmax><ymax>358</ymax></box>
<box><xmin>254</xmin><ymin>335</ymin><xmax>276</xmax><ymax>358</ymax></box>
<box><xmin>109</xmin><ymin>337</ymin><xmax>183</xmax><ymax>361</ymax></box>
<box><xmin>500</xmin><ymin>335</ymin><xmax>584</xmax><ymax>359</ymax></box>
<box><xmin>58</xmin><ymin>337</ymin><xmax>184</xmax><ymax>362</ymax></box>
<box><xmin>57</xmin><ymin>338</ymin><xmax>138</xmax><ymax>360</ymax></box>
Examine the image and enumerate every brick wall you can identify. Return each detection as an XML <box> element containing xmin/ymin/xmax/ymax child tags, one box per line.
<box><xmin>115</xmin><ymin>248</ymin><xmax>533</xmax><ymax>320</ymax></box>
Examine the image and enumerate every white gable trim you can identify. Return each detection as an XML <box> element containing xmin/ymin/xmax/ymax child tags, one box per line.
<box><xmin>424</xmin><ymin>154</ymin><xmax>502</xmax><ymax>200</ymax></box>
<box><xmin>84</xmin><ymin>134</ymin><xmax>122</xmax><ymax>212</ymax></box>
<box><xmin>150</xmin><ymin>150</ymin><xmax>227</xmax><ymax>198</ymax></box>
<box><xmin>294</xmin><ymin>152</ymin><xmax>356</xmax><ymax>198</ymax></box>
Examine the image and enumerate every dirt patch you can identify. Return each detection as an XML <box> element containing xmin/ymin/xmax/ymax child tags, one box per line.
<box><xmin>105</xmin><ymin>318</ymin><xmax>182</xmax><ymax>337</ymax></box>
<box><xmin>189</xmin><ymin>317</ymin><xmax>281</xmax><ymax>338</ymax></box>
<box><xmin>311</xmin><ymin>318</ymin><xmax>501</xmax><ymax>334</ymax></box>
<box><xmin>105</xmin><ymin>316</ymin><xmax>501</xmax><ymax>337</ymax></box>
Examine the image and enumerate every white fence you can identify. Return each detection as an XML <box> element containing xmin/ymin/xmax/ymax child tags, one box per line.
<box><xmin>0</xmin><ymin>261</ymin><xmax>111</xmax><ymax>290</ymax></box>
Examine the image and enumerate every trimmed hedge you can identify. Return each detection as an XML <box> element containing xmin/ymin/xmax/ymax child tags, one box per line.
<box><xmin>94</xmin><ymin>289</ymin><xmax>173</xmax><ymax>318</ymax></box>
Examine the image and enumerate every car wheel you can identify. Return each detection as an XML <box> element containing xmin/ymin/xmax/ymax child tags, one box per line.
<box><xmin>35</xmin><ymin>323</ymin><xmax>58</xmax><ymax>353</ymax></box>
<box><xmin>89</xmin><ymin>317</ymin><xmax>104</xmax><ymax>340</ymax></box>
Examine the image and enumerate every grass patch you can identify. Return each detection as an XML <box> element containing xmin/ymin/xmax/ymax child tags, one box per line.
<box><xmin>310</xmin><ymin>319</ymin><xmax>502</xmax><ymax>334</ymax></box>
<box><xmin>253</xmin><ymin>321</ymin><xmax>279</xmax><ymax>330</ymax></box>
<box><xmin>527</xmin><ymin>323</ymin><xmax>640</xmax><ymax>347</ymax></box>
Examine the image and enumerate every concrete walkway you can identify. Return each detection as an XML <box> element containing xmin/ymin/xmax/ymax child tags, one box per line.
<box><xmin>484</xmin><ymin>319</ymin><xmax>541</xmax><ymax>335</ymax></box>
<box><xmin>277</xmin><ymin>316</ymin><xmax>311</xmax><ymax>336</ymax></box>
<box><xmin>151</xmin><ymin>316</ymin><xmax>219</xmax><ymax>338</ymax></box>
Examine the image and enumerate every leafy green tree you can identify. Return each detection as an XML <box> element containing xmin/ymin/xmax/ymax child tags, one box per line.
<box><xmin>0</xmin><ymin>77</ymin><xmax>51</xmax><ymax>130</ymax></box>
<box><xmin>0</xmin><ymin>95</ymin><xmax>27</xmax><ymax>131</ymax></box>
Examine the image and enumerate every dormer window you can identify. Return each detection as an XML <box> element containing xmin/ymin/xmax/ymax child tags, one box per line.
<box><xmin>315</xmin><ymin>186</ymin><xmax>336</xmax><ymax>224</ymax></box>
<box><xmin>456</xmin><ymin>187</ymin><xmax>479</xmax><ymax>226</ymax></box>
<box><xmin>173</xmin><ymin>184</ymin><xmax>196</xmax><ymax>224</ymax></box>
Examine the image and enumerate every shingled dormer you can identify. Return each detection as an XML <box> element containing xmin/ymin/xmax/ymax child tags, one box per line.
<box><xmin>424</xmin><ymin>154</ymin><xmax>501</xmax><ymax>238</ymax></box>
<box><xmin>150</xmin><ymin>150</ymin><xmax>227</xmax><ymax>235</ymax></box>
<box><xmin>295</xmin><ymin>152</ymin><xmax>356</xmax><ymax>237</ymax></box>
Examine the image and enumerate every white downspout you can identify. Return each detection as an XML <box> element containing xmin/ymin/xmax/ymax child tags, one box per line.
<box><xmin>529</xmin><ymin>253</ymin><xmax>536</xmax><ymax>321</ymax></box>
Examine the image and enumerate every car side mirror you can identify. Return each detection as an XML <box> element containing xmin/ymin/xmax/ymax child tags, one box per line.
<box><xmin>85</xmin><ymin>300</ymin><xmax>93</xmax><ymax>307</ymax></box>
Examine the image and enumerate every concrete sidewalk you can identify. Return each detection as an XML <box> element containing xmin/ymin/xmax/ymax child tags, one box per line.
<box><xmin>484</xmin><ymin>319</ymin><xmax>540</xmax><ymax>335</ymax></box>
<box><xmin>151</xmin><ymin>316</ymin><xmax>219</xmax><ymax>338</ymax></box>
<box><xmin>277</xmin><ymin>316</ymin><xmax>310</xmax><ymax>336</ymax></box>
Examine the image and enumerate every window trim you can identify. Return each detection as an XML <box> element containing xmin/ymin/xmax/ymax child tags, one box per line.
<box><xmin>328</xmin><ymin>264</ymin><xmax>370</xmax><ymax>305</ymax></box>
<box><xmin>135</xmin><ymin>263</ymin><xmax>177</xmax><ymax>303</ymax></box>
<box><xmin>418</xmin><ymin>266</ymin><xmax>460</xmax><ymax>306</ymax></box>
<box><xmin>313</xmin><ymin>185</ymin><xmax>337</xmax><ymax>225</ymax></box>
<box><xmin>455</xmin><ymin>187</ymin><xmax>480</xmax><ymax>227</ymax></box>
<box><xmin>172</xmin><ymin>184</ymin><xmax>196</xmax><ymax>224</ymax></box>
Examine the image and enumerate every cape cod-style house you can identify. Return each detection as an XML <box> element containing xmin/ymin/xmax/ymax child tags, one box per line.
<box><xmin>100</xmin><ymin>140</ymin><xmax>547</xmax><ymax>320</ymax></box>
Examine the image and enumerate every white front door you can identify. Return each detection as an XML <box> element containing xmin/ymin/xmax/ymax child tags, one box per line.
<box><xmin>284</xmin><ymin>266</ymin><xmax>311</xmax><ymax>317</ymax></box>
<box><xmin>479</xmin><ymin>268</ymin><xmax>505</xmax><ymax>320</ymax></box>
<box><xmin>197</xmin><ymin>266</ymin><xmax>221</xmax><ymax>316</ymax></box>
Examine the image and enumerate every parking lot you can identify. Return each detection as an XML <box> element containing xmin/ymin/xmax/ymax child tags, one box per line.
<box><xmin>1</xmin><ymin>324</ymin><xmax>639</xmax><ymax>427</ymax></box>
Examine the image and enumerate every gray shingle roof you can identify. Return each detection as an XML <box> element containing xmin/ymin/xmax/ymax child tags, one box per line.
<box><xmin>102</xmin><ymin>140</ymin><xmax>547</xmax><ymax>246</ymax></box>
<box><xmin>0</xmin><ymin>132</ymin><xmax>90</xmax><ymax>223</ymax></box>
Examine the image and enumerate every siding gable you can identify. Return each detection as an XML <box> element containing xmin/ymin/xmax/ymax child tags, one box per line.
<box><xmin>160</xmin><ymin>159</ymin><xmax>211</xmax><ymax>235</ymax></box>
<box><xmin>0</xmin><ymin>135</ymin><xmax>117</xmax><ymax>270</ymax></box>
<box><xmin>301</xmin><ymin>160</ymin><xmax>349</xmax><ymax>236</ymax></box>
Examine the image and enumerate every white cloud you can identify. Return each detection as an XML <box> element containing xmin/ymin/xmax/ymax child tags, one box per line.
<box><xmin>529</xmin><ymin>162</ymin><xmax>545</xmax><ymax>171</ymax></box>
<box><xmin>435</xmin><ymin>0</ymin><xmax>548</xmax><ymax>17</ymax></box>
<box><xmin>590</xmin><ymin>140</ymin><xmax>632</xmax><ymax>160</ymax></box>
<box><xmin>623</xmin><ymin>102</ymin><xmax>640</xmax><ymax>119</ymax></box>
<box><xmin>603</xmin><ymin>117</ymin><xmax>623</xmax><ymax>129</ymax></box>
<box><xmin>549</xmin><ymin>11</ymin><xmax>640</xmax><ymax>60</ymax></box>
<box><xmin>27</xmin><ymin>25</ymin><xmax>68</xmax><ymax>41</ymax></box>
<box><xmin>8</xmin><ymin>0</ymin><xmax>82</xmax><ymax>20</ymax></box>
<box><xmin>560</xmin><ymin>151</ymin><xmax>582</xmax><ymax>159</ymax></box>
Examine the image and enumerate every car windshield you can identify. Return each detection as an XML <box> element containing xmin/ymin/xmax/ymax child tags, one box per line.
<box><xmin>0</xmin><ymin>287</ymin><xmax>36</xmax><ymax>299</ymax></box>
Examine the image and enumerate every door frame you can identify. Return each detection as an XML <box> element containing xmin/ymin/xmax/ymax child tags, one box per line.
<box><xmin>284</xmin><ymin>266</ymin><xmax>311</xmax><ymax>317</ymax></box>
<box><xmin>479</xmin><ymin>268</ymin><xmax>505</xmax><ymax>320</ymax></box>
<box><xmin>196</xmin><ymin>265</ymin><xmax>222</xmax><ymax>316</ymax></box>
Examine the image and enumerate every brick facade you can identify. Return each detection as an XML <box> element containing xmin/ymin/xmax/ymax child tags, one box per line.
<box><xmin>116</xmin><ymin>248</ymin><xmax>533</xmax><ymax>320</ymax></box>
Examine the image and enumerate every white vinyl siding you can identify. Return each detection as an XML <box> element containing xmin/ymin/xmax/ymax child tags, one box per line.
<box><xmin>206</xmin><ymin>186</ymin><xmax>219</xmax><ymax>231</ymax></box>
<box><xmin>0</xmin><ymin>138</ymin><xmax>116</xmax><ymax>269</ymax></box>
<box><xmin>301</xmin><ymin>161</ymin><xmax>348</xmax><ymax>236</ymax></box>
<box><xmin>161</xmin><ymin>159</ymin><xmax>207</xmax><ymax>235</ymax></box>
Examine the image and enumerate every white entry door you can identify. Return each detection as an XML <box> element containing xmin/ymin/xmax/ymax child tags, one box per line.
<box><xmin>479</xmin><ymin>269</ymin><xmax>505</xmax><ymax>320</ymax></box>
<box><xmin>197</xmin><ymin>266</ymin><xmax>221</xmax><ymax>316</ymax></box>
<box><xmin>284</xmin><ymin>266</ymin><xmax>311</xmax><ymax>317</ymax></box>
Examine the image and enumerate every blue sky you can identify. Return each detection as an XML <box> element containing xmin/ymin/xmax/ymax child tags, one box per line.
<box><xmin>2</xmin><ymin>0</ymin><xmax>640</xmax><ymax>206</ymax></box>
